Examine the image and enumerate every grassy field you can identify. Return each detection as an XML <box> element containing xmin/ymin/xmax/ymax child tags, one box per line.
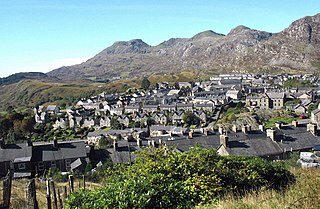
<box><xmin>197</xmin><ymin>167</ymin><xmax>320</xmax><ymax>209</ymax></box>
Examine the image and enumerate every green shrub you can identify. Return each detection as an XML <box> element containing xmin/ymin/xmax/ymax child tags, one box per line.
<box><xmin>65</xmin><ymin>147</ymin><xmax>294</xmax><ymax>209</ymax></box>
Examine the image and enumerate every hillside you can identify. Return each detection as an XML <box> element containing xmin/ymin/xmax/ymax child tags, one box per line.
<box><xmin>48</xmin><ymin>13</ymin><xmax>320</xmax><ymax>81</ymax></box>
<box><xmin>0</xmin><ymin>80</ymin><xmax>110</xmax><ymax>111</ymax></box>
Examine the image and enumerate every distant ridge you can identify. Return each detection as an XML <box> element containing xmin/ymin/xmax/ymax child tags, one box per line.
<box><xmin>46</xmin><ymin>13</ymin><xmax>320</xmax><ymax>81</ymax></box>
<box><xmin>0</xmin><ymin>72</ymin><xmax>48</xmax><ymax>85</ymax></box>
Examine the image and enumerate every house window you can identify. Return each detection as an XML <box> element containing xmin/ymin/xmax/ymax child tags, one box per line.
<box><xmin>18</xmin><ymin>163</ymin><xmax>25</xmax><ymax>170</ymax></box>
<box><xmin>66</xmin><ymin>159</ymin><xmax>71</xmax><ymax>170</ymax></box>
<box><xmin>38</xmin><ymin>162</ymin><xmax>44</xmax><ymax>171</ymax></box>
<box><xmin>51</xmin><ymin>161</ymin><xmax>56</xmax><ymax>168</ymax></box>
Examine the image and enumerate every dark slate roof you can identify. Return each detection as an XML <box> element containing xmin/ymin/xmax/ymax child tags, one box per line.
<box><xmin>275</xmin><ymin>126</ymin><xmax>320</xmax><ymax>151</ymax></box>
<box><xmin>0</xmin><ymin>143</ymin><xmax>32</xmax><ymax>162</ymax></box>
<box><xmin>33</xmin><ymin>141</ymin><xmax>87</xmax><ymax>162</ymax></box>
<box><xmin>226</xmin><ymin>138</ymin><xmax>282</xmax><ymax>157</ymax></box>
<box><xmin>165</xmin><ymin>134</ymin><xmax>221</xmax><ymax>152</ymax></box>
<box><xmin>106</xmin><ymin>147</ymin><xmax>139</xmax><ymax>164</ymax></box>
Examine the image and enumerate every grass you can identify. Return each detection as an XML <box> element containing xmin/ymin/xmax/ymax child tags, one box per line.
<box><xmin>8</xmin><ymin>177</ymin><xmax>102</xmax><ymax>209</ymax></box>
<box><xmin>265</xmin><ymin>116</ymin><xmax>297</xmax><ymax>129</ymax></box>
<box><xmin>197</xmin><ymin>167</ymin><xmax>320</xmax><ymax>209</ymax></box>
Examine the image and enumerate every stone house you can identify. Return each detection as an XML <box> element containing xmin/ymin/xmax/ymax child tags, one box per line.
<box><xmin>266</xmin><ymin>92</ymin><xmax>285</xmax><ymax>109</ymax></box>
<box><xmin>99</xmin><ymin>117</ymin><xmax>111</xmax><ymax>128</ymax></box>
<box><xmin>246</xmin><ymin>93</ymin><xmax>270</xmax><ymax>109</ymax></box>
<box><xmin>226</xmin><ymin>89</ymin><xmax>242</xmax><ymax>100</ymax></box>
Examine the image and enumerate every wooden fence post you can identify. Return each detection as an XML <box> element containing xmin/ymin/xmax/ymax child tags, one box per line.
<box><xmin>26</xmin><ymin>179</ymin><xmax>38</xmax><ymax>209</ymax></box>
<box><xmin>46</xmin><ymin>180</ymin><xmax>52</xmax><ymax>209</ymax></box>
<box><xmin>50</xmin><ymin>181</ymin><xmax>58</xmax><ymax>209</ymax></box>
<box><xmin>57</xmin><ymin>188</ymin><xmax>63</xmax><ymax>209</ymax></box>
<box><xmin>63</xmin><ymin>186</ymin><xmax>67</xmax><ymax>199</ymax></box>
<box><xmin>3</xmin><ymin>174</ymin><xmax>12</xmax><ymax>208</ymax></box>
<box><xmin>83</xmin><ymin>175</ymin><xmax>86</xmax><ymax>190</ymax></box>
<box><xmin>68</xmin><ymin>175</ymin><xmax>74</xmax><ymax>193</ymax></box>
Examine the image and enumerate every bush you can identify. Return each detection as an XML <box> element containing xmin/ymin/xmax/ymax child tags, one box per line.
<box><xmin>65</xmin><ymin>147</ymin><xmax>294</xmax><ymax>209</ymax></box>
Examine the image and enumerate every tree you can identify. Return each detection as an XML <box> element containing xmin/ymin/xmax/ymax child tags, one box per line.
<box><xmin>110</xmin><ymin>117</ymin><xmax>122</xmax><ymax>130</ymax></box>
<box><xmin>141</xmin><ymin>77</ymin><xmax>151</xmax><ymax>90</ymax></box>
<box><xmin>183</xmin><ymin>111</ymin><xmax>200</xmax><ymax>127</ymax></box>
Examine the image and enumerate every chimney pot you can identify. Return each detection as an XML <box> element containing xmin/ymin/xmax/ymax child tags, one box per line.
<box><xmin>258</xmin><ymin>124</ymin><xmax>264</xmax><ymax>132</ymax></box>
<box><xmin>0</xmin><ymin>138</ymin><xmax>4</xmax><ymax>149</ymax></box>
<box><xmin>218</xmin><ymin>126</ymin><xmax>223</xmax><ymax>134</ymax></box>
<box><xmin>151</xmin><ymin>139</ymin><xmax>156</xmax><ymax>147</ymax></box>
<box><xmin>232</xmin><ymin>125</ymin><xmax>237</xmax><ymax>133</ymax></box>
<box><xmin>188</xmin><ymin>130</ymin><xmax>193</xmax><ymax>139</ymax></box>
<box><xmin>241</xmin><ymin>125</ymin><xmax>248</xmax><ymax>134</ymax></box>
<box><xmin>137</xmin><ymin>138</ymin><xmax>142</xmax><ymax>147</ymax></box>
<box><xmin>53</xmin><ymin>138</ymin><xmax>58</xmax><ymax>148</ymax></box>
<box><xmin>267</xmin><ymin>129</ymin><xmax>277</xmax><ymax>142</ymax></box>
<box><xmin>292</xmin><ymin>120</ymin><xmax>298</xmax><ymax>127</ymax></box>
<box><xmin>113</xmin><ymin>140</ymin><xmax>118</xmax><ymax>151</ymax></box>
<box><xmin>307</xmin><ymin>123</ymin><xmax>318</xmax><ymax>136</ymax></box>
<box><xmin>219</xmin><ymin>134</ymin><xmax>229</xmax><ymax>147</ymax></box>
<box><xmin>275</xmin><ymin>122</ymin><xmax>282</xmax><ymax>129</ymax></box>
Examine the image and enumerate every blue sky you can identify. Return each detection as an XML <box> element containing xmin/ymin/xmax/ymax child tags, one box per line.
<box><xmin>0</xmin><ymin>0</ymin><xmax>319</xmax><ymax>77</ymax></box>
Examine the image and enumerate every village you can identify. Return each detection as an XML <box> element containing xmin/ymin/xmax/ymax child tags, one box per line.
<box><xmin>1</xmin><ymin>73</ymin><xmax>320</xmax><ymax>179</ymax></box>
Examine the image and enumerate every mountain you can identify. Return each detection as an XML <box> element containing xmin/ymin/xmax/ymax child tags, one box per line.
<box><xmin>47</xmin><ymin>13</ymin><xmax>320</xmax><ymax>80</ymax></box>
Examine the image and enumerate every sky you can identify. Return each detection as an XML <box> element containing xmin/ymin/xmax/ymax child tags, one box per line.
<box><xmin>0</xmin><ymin>0</ymin><xmax>319</xmax><ymax>78</ymax></box>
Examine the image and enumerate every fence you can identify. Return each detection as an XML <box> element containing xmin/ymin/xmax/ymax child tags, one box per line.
<box><xmin>0</xmin><ymin>173</ymin><xmax>89</xmax><ymax>209</ymax></box>
<box><xmin>0</xmin><ymin>174</ymin><xmax>12</xmax><ymax>209</ymax></box>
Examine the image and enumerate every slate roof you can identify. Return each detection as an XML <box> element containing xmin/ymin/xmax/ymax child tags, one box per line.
<box><xmin>32</xmin><ymin>141</ymin><xmax>87</xmax><ymax>162</ymax></box>
<box><xmin>226</xmin><ymin>138</ymin><xmax>282</xmax><ymax>157</ymax></box>
<box><xmin>165</xmin><ymin>134</ymin><xmax>221</xmax><ymax>152</ymax></box>
<box><xmin>275</xmin><ymin>126</ymin><xmax>320</xmax><ymax>151</ymax></box>
<box><xmin>0</xmin><ymin>143</ymin><xmax>32</xmax><ymax>162</ymax></box>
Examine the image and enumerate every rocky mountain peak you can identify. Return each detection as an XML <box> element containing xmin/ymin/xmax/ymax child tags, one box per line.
<box><xmin>100</xmin><ymin>39</ymin><xmax>150</xmax><ymax>55</ymax></box>
<box><xmin>227</xmin><ymin>25</ymin><xmax>251</xmax><ymax>36</ymax></box>
<box><xmin>191</xmin><ymin>30</ymin><xmax>225</xmax><ymax>40</ymax></box>
<box><xmin>281</xmin><ymin>13</ymin><xmax>320</xmax><ymax>44</ymax></box>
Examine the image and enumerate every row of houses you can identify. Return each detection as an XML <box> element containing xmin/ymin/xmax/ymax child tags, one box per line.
<box><xmin>3</xmin><ymin>119</ymin><xmax>320</xmax><ymax>178</ymax></box>
<box><xmin>104</xmin><ymin>121</ymin><xmax>320</xmax><ymax>164</ymax></box>
<box><xmin>0</xmin><ymin>139</ymin><xmax>90</xmax><ymax>178</ymax></box>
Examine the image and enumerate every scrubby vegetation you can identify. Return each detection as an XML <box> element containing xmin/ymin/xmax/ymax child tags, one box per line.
<box><xmin>65</xmin><ymin>147</ymin><xmax>294</xmax><ymax>209</ymax></box>
<box><xmin>198</xmin><ymin>168</ymin><xmax>320</xmax><ymax>209</ymax></box>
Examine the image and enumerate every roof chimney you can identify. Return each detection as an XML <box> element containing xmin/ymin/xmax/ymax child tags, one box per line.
<box><xmin>292</xmin><ymin>120</ymin><xmax>298</xmax><ymax>127</ymax></box>
<box><xmin>0</xmin><ymin>138</ymin><xmax>4</xmax><ymax>149</ymax></box>
<box><xmin>188</xmin><ymin>130</ymin><xmax>193</xmax><ymax>139</ymax></box>
<box><xmin>275</xmin><ymin>121</ymin><xmax>282</xmax><ymax>129</ymax></box>
<box><xmin>151</xmin><ymin>139</ymin><xmax>156</xmax><ymax>147</ymax></box>
<box><xmin>204</xmin><ymin>129</ymin><xmax>208</xmax><ymax>136</ymax></box>
<box><xmin>137</xmin><ymin>138</ymin><xmax>142</xmax><ymax>148</ymax></box>
<box><xmin>218</xmin><ymin>126</ymin><xmax>224</xmax><ymax>134</ymax></box>
<box><xmin>113</xmin><ymin>140</ymin><xmax>118</xmax><ymax>151</ymax></box>
<box><xmin>219</xmin><ymin>134</ymin><xmax>229</xmax><ymax>147</ymax></box>
<box><xmin>232</xmin><ymin>125</ymin><xmax>237</xmax><ymax>133</ymax></box>
<box><xmin>307</xmin><ymin>123</ymin><xmax>318</xmax><ymax>136</ymax></box>
<box><xmin>53</xmin><ymin>137</ymin><xmax>58</xmax><ymax>148</ymax></box>
<box><xmin>241</xmin><ymin>125</ymin><xmax>248</xmax><ymax>134</ymax></box>
<box><xmin>258</xmin><ymin>124</ymin><xmax>264</xmax><ymax>132</ymax></box>
<box><xmin>267</xmin><ymin>129</ymin><xmax>277</xmax><ymax>142</ymax></box>
<box><xmin>27</xmin><ymin>138</ymin><xmax>33</xmax><ymax>147</ymax></box>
